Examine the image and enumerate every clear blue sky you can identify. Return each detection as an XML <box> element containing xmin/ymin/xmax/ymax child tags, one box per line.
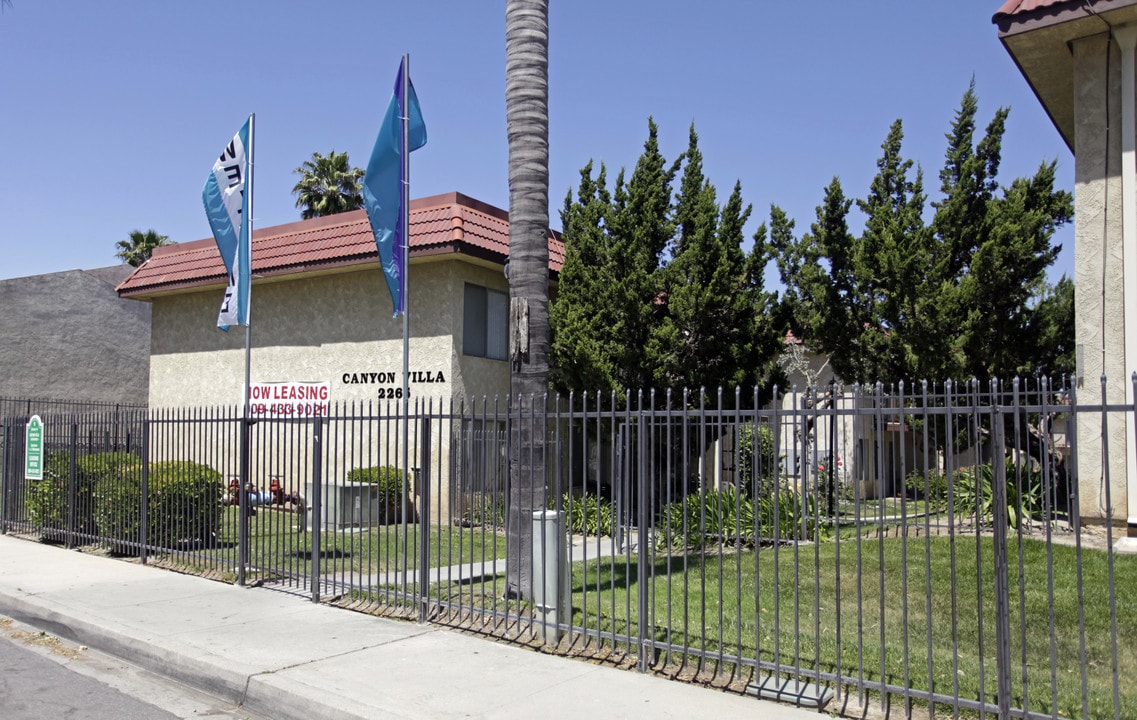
<box><xmin>0</xmin><ymin>1</ymin><xmax>1073</xmax><ymax>283</ymax></box>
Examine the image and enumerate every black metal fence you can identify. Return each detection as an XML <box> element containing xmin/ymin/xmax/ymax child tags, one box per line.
<box><xmin>1</xmin><ymin>378</ymin><xmax>1132</xmax><ymax>720</ymax></box>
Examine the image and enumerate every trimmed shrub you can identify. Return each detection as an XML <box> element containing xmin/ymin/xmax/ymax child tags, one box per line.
<box><xmin>94</xmin><ymin>459</ymin><xmax>222</xmax><ymax>551</ymax></box>
<box><xmin>346</xmin><ymin>465</ymin><xmax>407</xmax><ymax>503</ymax></box>
<box><xmin>346</xmin><ymin>465</ymin><xmax>412</xmax><ymax>524</ymax></box>
<box><xmin>148</xmin><ymin>461</ymin><xmax>224</xmax><ymax>547</ymax></box>
<box><xmin>29</xmin><ymin>451</ymin><xmax>137</xmax><ymax>541</ymax></box>
<box><xmin>27</xmin><ymin>451</ymin><xmax>74</xmax><ymax>536</ymax></box>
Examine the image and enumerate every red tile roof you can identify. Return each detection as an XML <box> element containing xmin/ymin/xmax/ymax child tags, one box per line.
<box><xmin>117</xmin><ymin>192</ymin><xmax>564</xmax><ymax>298</ymax></box>
<box><xmin>992</xmin><ymin>0</ymin><xmax>1136</xmax><ymax>32</ymax></box>
<box><xmin>993</xmin><ymin>0</ymin><xmax>1072</xmax><ymax>18</ymax></box>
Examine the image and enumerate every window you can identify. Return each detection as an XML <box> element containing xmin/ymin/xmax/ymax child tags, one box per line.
<box><xmin>463</xmin><ymin>284</ymin><xmax>508</xmax><ymax>360</ymax></box>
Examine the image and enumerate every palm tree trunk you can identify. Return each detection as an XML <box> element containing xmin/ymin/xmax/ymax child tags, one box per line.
<box><xmin>504</xmin><ymin>0</ymin><xmax>549</xmax><ymax>600</ymax></box>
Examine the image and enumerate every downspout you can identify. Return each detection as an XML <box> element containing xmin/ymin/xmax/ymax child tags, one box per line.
<box><xmin>1114</xmin><ymin>25</ymin><xmax>1137</xmax><ymax>541</ymax></box>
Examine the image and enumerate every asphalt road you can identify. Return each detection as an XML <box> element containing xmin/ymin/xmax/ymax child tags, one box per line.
<box><xmin>0</xmin><ymin>616</ymin><xmax>265</xmax><ymax>720</ymax></box>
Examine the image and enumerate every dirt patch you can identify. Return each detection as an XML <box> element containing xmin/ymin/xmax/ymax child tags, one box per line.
<box><xmin>1</xmin><ymin>617</ymin><xmax>86</xmax><ymax>660</ymax></box>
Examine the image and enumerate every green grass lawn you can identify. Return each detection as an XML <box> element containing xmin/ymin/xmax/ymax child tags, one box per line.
<box><xmin>431</xmin><ymin>534</ymin><xmax>1134</xmax><ymax>719</ymax></box>
<box><xmin>153</xmin><ymin>507</ymin><xmax>508</xmax><ymax>581</ymax></box>
<box><xmin>148</xmin><ymin>506</ymin><xmax>1132</xmax><ymax>718</ymax></box>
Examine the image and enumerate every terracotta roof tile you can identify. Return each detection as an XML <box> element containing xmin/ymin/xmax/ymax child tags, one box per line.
<box><xmin>117</xmin><ymin>192</ymin><xmax>564</xmax><ymax>297</ymax></box>
<box><xmin>993</xmin><ymin>0</ymin><xmax>1072</xmax><ymax>18</ymax></box>
<box><xmin>991</xmin><ymin>0</ymin><xmax>1129</xmax><ymax>31</ymax></box>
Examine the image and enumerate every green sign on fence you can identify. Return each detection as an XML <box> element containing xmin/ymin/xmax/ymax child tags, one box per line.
<box><xmin>25</xmin><ymin>414</ymin><xmax>43</xmax><ymax>481</ymax></box>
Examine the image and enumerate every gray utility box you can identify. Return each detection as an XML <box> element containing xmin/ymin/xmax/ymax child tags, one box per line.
<box><xmin>313</xmin><ymin>483</ymin><xmax>410</xmax><ymax>530</ymax></box>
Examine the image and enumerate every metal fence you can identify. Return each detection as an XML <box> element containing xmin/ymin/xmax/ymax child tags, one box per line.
<box><xmin>0</xmin><ymin>378</ymin><xmax>1132</xmax><ymax>720</ymax></box>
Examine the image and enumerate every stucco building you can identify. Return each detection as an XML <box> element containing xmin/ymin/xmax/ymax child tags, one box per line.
<box><xmin>117</xmin><ymin>192</ymin><xmax>562</xmax><ymax>409</ymax></box>
<box><xmin>995</xmin><ymin>0</ymin><xmax>1137</xmax><ymax>538</ymax></box>
<box><xmin>116</xmin><ymin>192</ymin><xmax>562</xmax><ymax>524</ymax></box>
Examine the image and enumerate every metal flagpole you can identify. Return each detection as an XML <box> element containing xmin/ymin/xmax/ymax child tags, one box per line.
<box><xmin>401</xmin><ymin>57</ymin><xmax>410</xmax><ymax>407</ymax></box>
<box><xmin>238</xmin><ymin>111</ymin><xmax>255</xmax><ymax>586</ymax></box>
<box><xmin>399</xmin><ymin>56</ymin><xmax>412</xmax><ymax>588</ymax></box>
<box><xmin>245</xmin><ymin>112</ymin><xmax>255</xmax><ymax>405</ymax></box>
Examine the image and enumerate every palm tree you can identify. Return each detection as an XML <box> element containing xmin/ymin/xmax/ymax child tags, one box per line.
<box><xmin>504</xmin><ymin>0</ymin><xmax>550</xmax><ymax>601</ymax></box>
<box><xmin>291</xmin><ymin>150</ymin><xmax>365</xmax><ymax>219</ymax></box>
<box><xmin>115</xmin><ymin>229</ymin><xmax>171</xmax><ymax>267</ymax></box>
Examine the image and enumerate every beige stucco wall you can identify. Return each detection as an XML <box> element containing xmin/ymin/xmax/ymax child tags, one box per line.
<box><xmin>1072</xmin><ymin>33</ymin><xmax>1131</xmax><ymax>523</ymax></box>
<box><xmin>145</xmin><ymin>259</ymin><xmax>513</xmax><ymax>525</ymax></box>
<box><xmin>149</xmin><ymin>264</ymin><xmax>478</xmax><ymax>407</ymax></box>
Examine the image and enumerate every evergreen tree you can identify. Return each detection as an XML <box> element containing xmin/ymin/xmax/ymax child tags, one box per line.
<box><xmin>549</xmin><ymin>162</ymin><xmax>619</xmax><ymax>392</ymax></box>
<box><xmin>773</xmin><ymin>180</ymin><xmax>871</xmax><ymax>380</ymax></box>
<box><xmin>776</xmin><ymin>87</ymin><xmax>1072</xmax><ymax>385</ymax></box>
<box><xmin>953</xmin><ymin>160</ymin><xmax>1070</xmax><ymax>378</ymax></box>
<box><xmin>550</xmin><ymin>119</ymin><xmax>678</xmax><ymax>398</ymax></box>
<box><xmin>742</xmin><ymin>215</ymin><xmax>783</xmax><ymax>385</ymax></box>
<box><xmin>552</xmin><ymin>120</ymin><xmax>783</xmax><ymax>397</ymax></box>
<box><xmin>768</xmin><ymin>205</ymin><xmax>806</xmax><ymax>336</ymax></box>
<box><xmin>649</xmin><ymin>126</ymin><xmax>724</xmax><ymax>389</ymax></box>
<box><xmin>854</xmin><ymin>119</ymin><xmax>930</xmax><ymax>382</ymax></box>
<box><xmin>1025</xmin><ymin>276</ymin><xmax>1075</xmax><ymax>378</ymax></box>
<box><xmin>929</xmin><ymin>84</ymin><xmax>1071</xmax><ymax>380</ymax></box>
<box><xmin>606</xmin><ymin>119</ymin><xmax>678</xmax><ymax>393</ymax></box>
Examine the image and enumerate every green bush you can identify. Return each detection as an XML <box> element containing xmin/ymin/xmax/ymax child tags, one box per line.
<box><xmin>737</xmin><ymin>424</ymin><xmax>778</xmax><ymax>493</ymax></box>
<box><xmin>92</xmin><ymin>459</ymin><xmax>145</xmax><ymax>547</ymax></box>
<box><xmin>558</xmin><ymin>492</ymin><xmax>614</xmax><ymax>537</ymax></box>
<box><xmin>27</xmin><ymin>452</ymin><xmax>74</xmax><ymax>535</ymax></box>
<box><xmin>29</xmin><ymin>451</ymin><xmax>137</xmax><ymax>540</ymax></box>
<box><xmin>951</xmin><ymin>458</ymin><xmax>1044</xmax><ymax>528</ymax></box>
<box><xmin>653</xmin><ymin>484</ymin><xmax>819</xmax><ymax>551</ymax></box>
<box><xmin>457</xmin><ymin>492</ymin><xmax>505</xmax><ymax>528</ymax></box>
<box><xmin>346</xmin><ymin>465</ymin><xmax>407</xmax><ymax>504</ymax></box>
<box><xmin>94</xmin><ymin>459</ymin><xmax>222</xmax><ymax>551</ymax></box>
<box><xmin>346</xmin><ymin>465</ymin><xmax>413</xmax><ymax>525</ymax></box>
<box><xmin>148</xmin><ymin>461</ymin><xmax>224</xmax><ymax>547</ymax></box>
<box><xmin>905</xmin><ymin>468</ymin><xmax>950</xmax><ymax>509</ymax></box>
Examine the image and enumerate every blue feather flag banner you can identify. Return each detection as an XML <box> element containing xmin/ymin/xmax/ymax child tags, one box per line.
<box><xmin>202</xmin><ymin>117</ymin><xmax>252</xmax><ymax>330</ymax></box>
<box><xmin>363</xmin><ymin>59</ymin><xmax>427</xmax><ymax>317</ymax></box>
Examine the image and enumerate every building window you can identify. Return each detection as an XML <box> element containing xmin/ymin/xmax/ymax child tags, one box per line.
<box><xmin>463</xmin><ymin>284</ymin><xmax>508</xmax><ymax>360</ymax></box>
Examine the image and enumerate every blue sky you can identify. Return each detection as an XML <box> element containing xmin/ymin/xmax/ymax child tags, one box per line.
<box><xmin>0</xmin><ymin>1</ymin><xmax>1073</xmax><ymax>283</ymax></box>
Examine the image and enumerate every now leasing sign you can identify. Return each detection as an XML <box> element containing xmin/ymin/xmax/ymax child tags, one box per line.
<box><xmin>246</xmin><ymin>382</ymin><xmax>330</xmax><ymax>418</ymax></box>
<box><xmin>25</xmin><ymin>414</ymin><xmax>44</xmax><ymax>480</ymax></box>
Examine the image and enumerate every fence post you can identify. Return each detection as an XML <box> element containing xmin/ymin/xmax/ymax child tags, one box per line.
<box><xmin>310</xmin><ymin>418</ymin><xmax>323</xmax><ymax>603</ymax></box>
<box><xmin>418</xmin><ymin>410</ymin><xmax>432</xmax><ymax>622</ymax></box>
<box><xmin>989</xmin><ymin>381</ymin><xmax>1013</xmax><ymax>720</ymax></box>
<box><xmin>237</xmin><ymin>413</ymin><xmax>252</xmax><ymax>587</ymax></box>
<box><xmin>66</xmin><ymin>417</ymin><xmax>78</xmax><ymax>549</ymax></box>
<box><xmin>140</xmin><ymin>415</ymin><xmax>149</xmax><ymax>563</ymax></box>
<box><xmin>637</xmin><ymin>389</ymin><xmax>650</xmax><ymax>672</ymax></box>
<box><xmin>0</xmin><ymin>419</ymin><xmax>10</xmax><ymax>535</ymax></box>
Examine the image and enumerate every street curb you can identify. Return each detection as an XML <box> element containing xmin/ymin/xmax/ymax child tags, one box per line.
<box><xmin>0</xmin><ymin>590</ymin><xmax>255</xmax><ymax>710</ymax></box>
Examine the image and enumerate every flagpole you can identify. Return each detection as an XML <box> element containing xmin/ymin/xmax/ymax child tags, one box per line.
<box><xmin>245</xmin><ymin>112</ymin><xmax>255</xmax><ymax>409</ymax></box>
<box><xmin>398</xmin><ymin>55</ymin><xmax>413</xmax><ymax>603</ymax></box>
<box><xmin>401</xmin><ymin>56</ymin><xmax>410</xmax><ymax>406</ymax></box>
<box><xmin>237</xmin><ymin>112</ymin><xmax>255</xmax><ymax>587</ymax></box>
<box><xmin>400</xmin><ymin>56</ymin><xmax>411</xmax><ymax>544</ymax></box>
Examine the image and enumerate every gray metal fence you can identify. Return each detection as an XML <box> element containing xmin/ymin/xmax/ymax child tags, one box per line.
<box><xmin>0</xmin><ymin>378</ymin><xmax>1131</xmax><ymax>720</ymax></box>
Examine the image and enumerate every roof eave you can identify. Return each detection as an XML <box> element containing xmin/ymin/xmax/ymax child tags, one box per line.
<box><xmin>993</xmin><ymin>1</ymin><xmax>1137</xmax><ymax>154</ymax></box>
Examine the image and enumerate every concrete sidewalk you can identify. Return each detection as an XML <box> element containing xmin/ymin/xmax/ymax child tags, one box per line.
<box><xmin>0</xmin><ymin>534</ymin><xmax>825</xmax><ymax>720</ymax></box>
